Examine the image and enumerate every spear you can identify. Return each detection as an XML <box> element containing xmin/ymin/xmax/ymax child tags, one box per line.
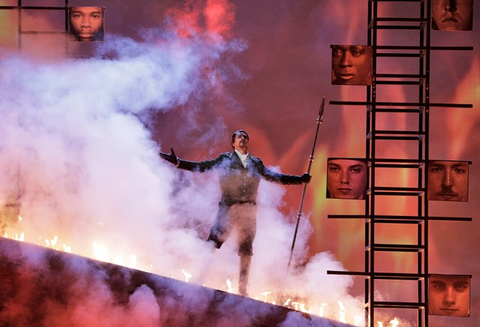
<box><xmin>281</xmin><ymin>96</ymin><xmax>325</xmax><ymax>298</ymax></box>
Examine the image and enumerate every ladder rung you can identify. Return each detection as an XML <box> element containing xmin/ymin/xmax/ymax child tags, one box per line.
<box><xmin>0</xmin><ymin>6</ymin><xmax>66</xmax><ymax>10</ymax></box>
<box><xmin>375</xmin><ymin>80</ymin><xmax>422</xmax><ymax>85</ymax></box>
<box><xmin>372</xmin><ymin>191</ymin><xmax>423</xmax><ymax>196</ymax></box>
<box><xmin>20</xmin><ymin>31</ymin><xmax>66</xmax><ymax>35</ymax></box>
<box><xmin>431</xmin><ymin>46</ymin><xmax>474</xmax><ymax>51</ymax></box>
<box><xmin>375</xmin><ymin>17</ymin><xmax>428</xmax><ymax>23</ymax></box>
<box><xmin>371</xmin><ymin>243</ymin><xmax>425</xmax><ymax>252</ymax></box>
<box><xmin>373</xmin><ymin>163</ymin><xmax>422</xmax><ymax>168</ymax></box>
<box><xmin>372</xmin><ymin>301</ymin><xmax>425</xmax><ymax>309</ymax></box>
<box><xmin>377</xmin><ymin>45</ymin><xmax>427</xmax><ymax>51</ymax></box>
<box><xmin>374</xmin><ymin>130</ymin><xmax>425</xmax><ymax>135</ymax></box>
<box><xmin>373</xmin><ymin>186</ymin><xmax>424</xmax><ymax>191</ymax></box>
<box><xmin>329</xmin><ymin>100</ymin><xmax>473</xmax><ymax>109</ymax></box>
<box><xmin>371</xmin><ymin>136</ymin><xmax>421</xmax><ymax>140</ymax></box>
<box><xmin>371</xmin><ymin>158</ymin><xmax>426</xmax><ymax>164</ymax></box>
<box><xmin>375</xmin><ymin>219</ymin><xmax>422</xmax><ymax>224</ymax></box>
<box><xmin>375</xmin><ymin>108</ymin><xmax>422</xmax><ymax>112</ymax></box>
<box><xmin>327</xmin><ymin>270</ymin><xmax>427</xmax><ymax>280</ymax></box>
<box><xmin>377</xmin><ymin>52</ymin><xmax>424</xmax><ymax>57</ymax></box>
<box><xmin>376</xmin><ymin>73</ymin><xmax>426</xmax><ymax>79</ymax></box>
<box><xmin>373</xmin><ymin>25</ymin><xmax>424</xmax><ymax>30</ymax></box>
<box><xmin>373</xmin><ymin>0</ymin><xmax>424</xmax><ymax>2</ymax></box>
<box><xmin>327</xmin><ymin>214</ymin><xmax>472</xmax><ymax>222</ymax></box>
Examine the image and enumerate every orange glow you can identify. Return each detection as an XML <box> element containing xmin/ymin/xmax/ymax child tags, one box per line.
<box><xmin>445</xmin><ymin>57</ymin><xmax>480</xmax><ymax>159</ymax></box>
<box><xmin>204</xmin><ymin>0</ymin><xmax>235</xmax><ymax>39</ymax></box>
<box><xmin>166</xmin><ymin>0</ymin><xmax>234</xmax><ymax>41</ymax></box>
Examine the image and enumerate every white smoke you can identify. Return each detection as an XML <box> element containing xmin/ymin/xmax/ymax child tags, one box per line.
<box><xmin>0</xmin><ymin>5</ymin><xmax>365</xmax><ymax>327</ymax></box>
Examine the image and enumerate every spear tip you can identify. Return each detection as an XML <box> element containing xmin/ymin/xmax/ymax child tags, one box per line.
<box><xmin>318</xmin><ymin>96</ymin><xmax>325</xmax><ymax>120</ymax></box>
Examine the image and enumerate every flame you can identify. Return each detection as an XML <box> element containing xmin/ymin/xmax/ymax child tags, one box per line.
<box><xmin>4</xmin><ymin>231</ymin><xmax>24</xmax><ymax>241</ymax></box>
<box><xmin>181</xmin><ymin>269</ymin><xmax>192</xmax><ymax>282</ymax></box>
<box><xmin>261</xmin><ymin>291</ymin><xmax>272</xmax><ymax>303</ymax></box>
<box><xmin>2</xmin><ymin>216</ymin><xmax>372</xmax><ymax>325</ymax></box>
<box><xmin>226</xmin><ymin>279</ymin><xmax>233</xmax><ymax>293</ymax></box>
<box><xmin>338</xmin><ymin>300</ymin><xmax>347</xmax><ymax>323</ymax></box>
<box><xmin>63</xmin><ymin>244</ymin><xmax>72</xmax><ymax>253</ymax></box>
<box><xmin>318</xmin><ymin>303</ymin><xmax>328</xmax><ymax>317</ymax></box>
<box><xmin>45</xmin><ymin>235</ymin><xmax>58</xmax><ymax>248</ymax></box>
<box><xmin>92</xmin><ymin>241</ymin><xmax>111</xmax><ymax>262</ymax></box>
<box><xmin>389</xmin><ymin>317</ymin><xmax>399</xmax><ymax>327</ymax></box>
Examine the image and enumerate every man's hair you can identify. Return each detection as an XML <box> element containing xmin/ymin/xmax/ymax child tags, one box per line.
<box><xmin>231</xmin><ymin>130</ymin><xmax>249</xmax><ymax>147</ymax></box>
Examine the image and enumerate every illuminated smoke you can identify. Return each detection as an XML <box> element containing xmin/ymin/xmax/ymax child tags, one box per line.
<box><xmin>0</xmin><ymin>1</ymin><xmax>396</xmax><ymax>325</ymax></box>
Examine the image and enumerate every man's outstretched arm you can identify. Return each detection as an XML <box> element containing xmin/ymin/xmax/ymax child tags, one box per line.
<box><xmin>159</xmin><ymin>148</ymin><xmax>227</xmax><ymax>172</ymax></box>
<box><xmin>253</xmin><ymin>158</ymin><xmax>311</xmax><ymax>185</ymax></box>
<box><xmin>160</xmin><ymin>148</ymin><xmax>179</xmax><ymax>167</ymax></box>
<box><xmin>280</xmin><ymin>172</ymin><xmax>311</xmax><ymax>185</ymax></box>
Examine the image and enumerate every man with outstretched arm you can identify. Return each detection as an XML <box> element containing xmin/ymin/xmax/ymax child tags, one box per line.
<box><xmin>160</xmin><ymin>129</ymin><xmax>311</xmax><ymax>296</ymax></box>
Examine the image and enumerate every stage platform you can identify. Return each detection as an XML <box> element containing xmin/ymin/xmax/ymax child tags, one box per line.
<box><xmin>0</xmin><ymin>237</ymin><xmax>354</xmax><ymax>326</ymax></box>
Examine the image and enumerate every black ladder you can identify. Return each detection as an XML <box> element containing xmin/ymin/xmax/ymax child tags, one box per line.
<box><xmin>328</xmin><ymin>0</ymin><xmax>473</xmax><ymax>326</ymax></box>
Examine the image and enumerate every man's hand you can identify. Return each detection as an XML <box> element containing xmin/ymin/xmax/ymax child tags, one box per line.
<box><xmin>160</xmin><ymin>148</ymin><xmax>179</xmax><ymax>166</ymax></box>
<box><xmin>301</xmin><ymin>173</ymin><xmax>312</xmax><ymax>184</ymax></box>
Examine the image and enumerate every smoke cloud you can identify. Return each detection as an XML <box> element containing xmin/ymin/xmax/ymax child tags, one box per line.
<box><xmin>0</xmin><ymin>0</ymin><xmax>411</xmax><ymax>325</ymax></box>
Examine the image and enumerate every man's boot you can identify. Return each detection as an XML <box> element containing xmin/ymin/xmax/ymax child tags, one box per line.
<box><xmin>238</xmin><ymin>254</ymin><xmax>252</xmax><ymax>296</ymax></box>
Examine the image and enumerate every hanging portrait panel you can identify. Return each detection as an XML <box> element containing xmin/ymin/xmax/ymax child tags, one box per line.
<box><xmin>326</xmin><ymin>158</ymin><xmax>368</xmax><ymax>200</ymax></box>
<box><xmin>427</xmin><ymin>160</ymin><xmax>470</xmax><ymax>202</ymax></box>
<box><xmin>429</xmin><ymin>274</ymin><xmax>471</xmax><ymax>317</ymax></box>
<box><xmin>331</xmin><ymin>45</ymin><xmax>372</xmax><ymax>85</ymax></box>
<box><xmin>69</xmin><ymin>7</ymin><xmax>106</xmax><ymax>42</ymax></box>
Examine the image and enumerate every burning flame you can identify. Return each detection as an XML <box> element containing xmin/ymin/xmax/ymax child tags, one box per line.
<box><xmin>226</xmin><ymin>279</ymin><xmax>234</xmax><ymax>293</ymax></box>
<box><xmin>338</xmin><ymin>301</ymin><xmax>347</xmax><ymax>323</ymax></box>
<box><xmin>1</xmin><ymin>213</ymin><xmax>407</xmax><ymax>327</ymax></box>
<box><xmin>181</xmin><ymin>269</ymin><xmax>192</xmax><ymax>282</ymax></box>
<box><xmin>318</xmin><ymin>302</ymin><xmax>328</xmax><ymax>317</ymax></box>
<box><xmin>378</xmin><ymin>317</ymin><xmax>400</xmax><ymax>327</ymax></box>
<box><xmin>261</xmin><ymin>291</ymin><xmax>272</xmax><ymax>303</ymax></box>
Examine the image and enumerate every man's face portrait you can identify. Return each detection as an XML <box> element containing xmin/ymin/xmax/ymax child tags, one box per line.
<box><xmin>327</xmin><ymin>159</ymin><xmax>368</xmax><ymax>199</ymax></box>
<box><xmin>427</xmin><ymin>160</ymin><xmax>469</xmax><ymax>201</ymax></box>
<box><xmin>429</xmin><ymin>274</ymin><xmax>471</xmax><ymax>317</ymax></box>
<box><xmin>331</xmin><ymin>45</ymin><xmax>372</xmax><ymax>85</ymax></box>
<box><xmin>69</xmin><ymin>7</ymin><xmax>105</xmax><ymax>42</ymax></box>
<box><xmin>432</xmin><ymin>0</ymin><xmax>473</xmax><ymax>31</ymax></box>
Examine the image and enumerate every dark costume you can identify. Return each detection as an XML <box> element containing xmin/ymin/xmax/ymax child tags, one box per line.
<box><xmin>177</xmin><ymin>151</ymin><xmax>304</xmax><ymax>255</ymax></box>
<box><xmin>161</xmin><ymin>131</ymin><xmax>309</xmax><ymax>296</ymax></box>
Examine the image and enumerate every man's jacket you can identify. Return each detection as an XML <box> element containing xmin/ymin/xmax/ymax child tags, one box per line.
<box><xmin>177</xmin><ymin>151</ymin><xmax>303</xmax><ymax>206</ymax></box>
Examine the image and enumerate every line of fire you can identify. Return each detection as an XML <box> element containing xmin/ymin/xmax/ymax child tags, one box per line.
<box><xmin>0</xmin><ymin>1</ymin><xmax>477</xmax><ymax>326</ymax></box>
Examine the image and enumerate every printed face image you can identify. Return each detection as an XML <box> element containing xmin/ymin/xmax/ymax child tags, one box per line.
<box><xmin>429</xmin><ymin>274</ymin><xmax>471</xmax><ymax>317</ymax></box>
<box><xmin>327</xmin><ymin>159</ymin><xmax>368</xmax><ymax>199</ymax></box>
<box><xmin>69</xmin><ymin>7</ymin><xmax>105</xmax><ymax>41</ymax></box>
<box><xmin>432</xmin><ymin>0</ymin><xmax>473</xmax><ymax>31</ymax></box>
<box><xmin>331</xmin><ymin>45</ymin><xmax>372</xmax><ymax>85</ymax></box>
<box><xmin>427</xmin><ymin>160</ymin><xmax>469</xmax><ymax>202</ymax></box>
